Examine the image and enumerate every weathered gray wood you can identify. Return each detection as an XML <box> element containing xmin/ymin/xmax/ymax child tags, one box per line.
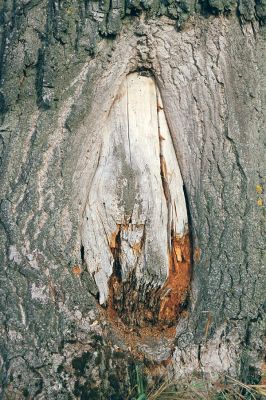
<box><xmin>82</xmin><ymin>73</ymin><xmax>190</xmax><ymax>326</ymax></box>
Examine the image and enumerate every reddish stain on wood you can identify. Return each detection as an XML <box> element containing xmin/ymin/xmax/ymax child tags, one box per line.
<box><xmin>107</xmin><ymin>226</ymin><xmax>122</xmax><ymax>320</ymax></box>
<box><xmin>158</xmin><ymin>233</ymin><xmax>191</xmax><ymax>324</ymax></box>
<box><xmin>107</xmin><ymin>229</ymin><xmax>191</xmax><ymax>328</ymax></box>
<box><xmin>109</xmin><ymin>228</ymin><xmax>120</xmax><ymax>251</ymax></box>
<box><xmin>107</xmin><ymin>275</ymin><xmax>120</xmax><ymax>320</ymax></box>
<box><xmin>132</xmin><ymin>241</ymin><xmax>142</xmax><ymax>255</ymax></box>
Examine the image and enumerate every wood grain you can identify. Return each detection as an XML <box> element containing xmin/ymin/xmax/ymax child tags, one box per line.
<box><xmin>82</xmin><ymin>72</ymin><xmax>190</xmax><ymax>326</ymax></box>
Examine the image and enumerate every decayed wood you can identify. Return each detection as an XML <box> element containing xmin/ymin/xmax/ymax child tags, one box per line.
<box><xmin>82</xmin><ymin>72</ymin><xmax>191</xmax><ymax>326</ymax></box>
<box><xmin>1</xmin><ymin>6</ymin><xmax>265</xmax><ymax>394</ymax></box>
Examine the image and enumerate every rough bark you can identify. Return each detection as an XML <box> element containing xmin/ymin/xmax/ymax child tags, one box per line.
<box><xmin>0</xmin><ymin>1</ymin><xmax>265</xmax><ymax>398</ymax></box>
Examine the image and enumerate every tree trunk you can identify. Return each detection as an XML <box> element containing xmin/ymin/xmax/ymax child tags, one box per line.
<box><xmin>0</xmin><ymin>1</ymin><xmax>265</xmax><ymax>398</ymax></box>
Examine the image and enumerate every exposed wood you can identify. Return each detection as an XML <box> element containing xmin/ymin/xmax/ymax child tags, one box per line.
<box><xmin>82</xmin><ymin>72</ymin><xmax>191</xmax><ymax>327</ymax></box>
<box><xmin>1</xmin><ymin>3</ymin><xmax>265</xmax><ymax>395</ymax></box>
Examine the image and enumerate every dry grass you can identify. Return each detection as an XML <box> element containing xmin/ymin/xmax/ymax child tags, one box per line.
<box><xmin>146</xmin><ymin>375</ymin><xmax>266</xmax><ymax>400</ymax></box>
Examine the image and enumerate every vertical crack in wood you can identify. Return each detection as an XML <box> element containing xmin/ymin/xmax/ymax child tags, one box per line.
<box><xmin>108</xmin><ymin>224</ymin><xmax>123</xmax><ymax>319</ymax></box>
<box><xmin>156</xmin><ymin>87</ymin><xmax>192</xmax><ymax>325</ymax></box>
<box><xmin>157</xmin><ymin>91</ymin><xmax>171</xmax><ymax>251</ymax></box>
<box><xmin>82</xmin><ymin>72</ymin><xmax>192</xmax><ymax>329</ymax></box>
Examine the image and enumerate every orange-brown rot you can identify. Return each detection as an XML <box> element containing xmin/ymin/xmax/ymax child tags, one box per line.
<box><xmin>107</xmin><ymin>225</ymin><xmax>122</xmax><ymax>319</ymax></box>
<box><xmin>107</xmin><ymin>274</ymin><xmax>120</xmax><ymax>320</ymax></box>
<box><xmin>132</xmin><ymin>241</ymin><xmax>142</xmax><ymax>255</ymax></box>
<box><xmin>109</xmin><ymin>227</ymin><xmax>120</xmax><ymax>251</ymax></box>
<box><xmin>158</xmin><ymin>233</ymin><xmax>191</xmax><ymax>324</ymax></box>
<box><xmin>109</xmin><ymin>224</ymin><xmax>145</xmax><ymax>255</ymax></box>
<box><xmin>106</xmin><ymin>225</ymin><xmax>191</xmax><ymax>328</ymax></box>
<box><xmin>72</xmin><ymin>265</ymin><xmax>82</xmax><ymax>276</ymax></box>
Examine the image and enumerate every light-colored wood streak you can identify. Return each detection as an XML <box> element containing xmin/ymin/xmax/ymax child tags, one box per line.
<box><xmin>82</xmin><ymin>72</ymin><xmax>190</xmax><ymax>326</ymax></box>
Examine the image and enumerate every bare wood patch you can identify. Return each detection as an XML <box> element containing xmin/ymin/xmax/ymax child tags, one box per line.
<box><xmin>82</xmin><ymin>72</ymin><xmax>192</xmax><ymax>329</ymax></box>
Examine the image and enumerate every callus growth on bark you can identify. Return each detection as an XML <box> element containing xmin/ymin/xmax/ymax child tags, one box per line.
<box><xmin>82</xmin><ymin>72</ymin><xmax>191</xmax><ymax>327</ymax></box>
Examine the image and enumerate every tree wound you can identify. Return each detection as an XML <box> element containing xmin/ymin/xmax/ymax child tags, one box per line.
<box><xmin>82</xmin><ymin>72</ymin><xmax>191</xmax><ymax>327</ymax></box>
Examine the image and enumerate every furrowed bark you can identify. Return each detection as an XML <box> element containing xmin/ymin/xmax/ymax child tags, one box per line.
<box><xmin>0</xmin><ymin>1</ymin><xmax>265</xmax><ymax>398</ymax></box>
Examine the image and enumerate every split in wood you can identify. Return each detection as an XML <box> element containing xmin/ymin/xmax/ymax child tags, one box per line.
<box><xmin>82</xmin><ymin>72</ymin><xmax>192</xmax><ymax>328</ymax></box>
